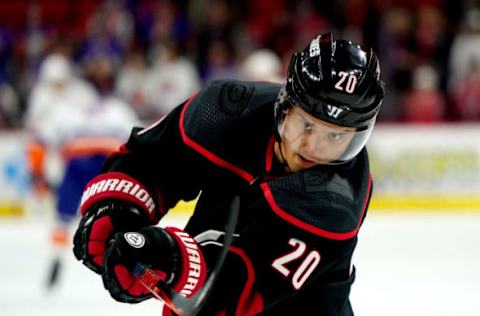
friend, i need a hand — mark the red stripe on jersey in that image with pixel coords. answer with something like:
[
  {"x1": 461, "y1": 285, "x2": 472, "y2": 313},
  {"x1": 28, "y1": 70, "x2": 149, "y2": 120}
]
[
  {"x1": 228, "y1": 246, "x2": 264, "y2": 316},
  {"x1": 105, "y1": 144, "x2": 130, "y2": 162},
  {"x1": 179, "y1": 94, "x2": 255, "y2": 183},
  {"x1": 260, "y1": 174, "x2": 372, "y2": 240},
  {"x1": 264, "y1": 136, "x2": 275, "y2": 174},
  {"x1": 117, "y1": 144, "x2": 129, "y2": 154}
]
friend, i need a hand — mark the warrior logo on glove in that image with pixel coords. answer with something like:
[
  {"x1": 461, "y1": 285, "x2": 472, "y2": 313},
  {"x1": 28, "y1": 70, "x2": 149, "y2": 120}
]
[{"x1": 124, "y1": 232, "x2": 146, "y2": 249}]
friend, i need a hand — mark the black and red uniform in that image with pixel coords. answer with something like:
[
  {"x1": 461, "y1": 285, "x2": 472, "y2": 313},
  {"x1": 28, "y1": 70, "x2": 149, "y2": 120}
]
[{"x1": 104, "y1": 79, "x2": 372, "y2": 315}]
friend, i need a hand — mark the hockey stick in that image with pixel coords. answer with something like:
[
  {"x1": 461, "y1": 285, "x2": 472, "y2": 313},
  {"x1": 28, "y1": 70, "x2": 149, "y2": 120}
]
[
  {"x1": 133, "y1": 195, "x2": 241, "y2": 316},
  {"x1": 46, "y1": 255, "x2": 62, "y2": 290}
]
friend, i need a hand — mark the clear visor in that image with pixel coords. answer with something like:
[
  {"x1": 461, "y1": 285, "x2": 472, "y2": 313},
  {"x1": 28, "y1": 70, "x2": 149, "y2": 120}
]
[{"x1": 279, "y1": 107, "x2": 373, "y2": 164}]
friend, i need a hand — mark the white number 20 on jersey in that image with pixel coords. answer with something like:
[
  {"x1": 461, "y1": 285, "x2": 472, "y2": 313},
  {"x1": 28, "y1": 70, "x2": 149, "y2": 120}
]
[{"x1": 271, "y1": 238, "x2": 321, "y2": 290}]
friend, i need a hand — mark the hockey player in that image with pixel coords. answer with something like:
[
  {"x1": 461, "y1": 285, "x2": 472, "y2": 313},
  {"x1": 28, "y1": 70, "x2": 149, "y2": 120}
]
[
  {"x1": 73, "y1": 32, "x2": 385, "y2": 315},
  {"x1": 25, "y1": 54, "x2": 139, "y2": 288},
  {"x1": 25, "y1": 54, "x2": 98, "y2": 197}
]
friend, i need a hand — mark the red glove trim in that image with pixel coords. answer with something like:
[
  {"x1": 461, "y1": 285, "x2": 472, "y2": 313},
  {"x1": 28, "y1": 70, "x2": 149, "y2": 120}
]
[
  {"x1": 164, "y1": 227, "x2": 207, "y2": 298},
  {"x1": 88, "y1": 216, "x2": 113, "y2": 266},
  {"x1": 79, "y1": 172, "x2": 160, "y2": 223}
]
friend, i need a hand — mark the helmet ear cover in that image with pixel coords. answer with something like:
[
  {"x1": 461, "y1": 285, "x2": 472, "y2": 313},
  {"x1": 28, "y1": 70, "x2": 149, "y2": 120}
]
[{"x1": 273, "y1": 88, "x2": 293, "y2": 142}]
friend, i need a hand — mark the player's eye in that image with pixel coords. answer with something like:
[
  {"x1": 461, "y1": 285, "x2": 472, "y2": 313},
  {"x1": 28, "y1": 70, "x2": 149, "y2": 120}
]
[
  {"x1": 299, "y1": 116, "x2": 314, "y2": 131},
  {"x1": 303, "y1": 120, "x2": 313, "y2": 131},
  {"x1": 328, "y1": 132, "x2": 346, "y2": 141}
]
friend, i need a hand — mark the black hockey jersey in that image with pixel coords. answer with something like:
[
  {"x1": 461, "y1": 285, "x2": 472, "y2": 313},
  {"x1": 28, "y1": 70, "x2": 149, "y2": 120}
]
[{"x1": 104, "y1": 80, "x2": 372, "y2": 315}]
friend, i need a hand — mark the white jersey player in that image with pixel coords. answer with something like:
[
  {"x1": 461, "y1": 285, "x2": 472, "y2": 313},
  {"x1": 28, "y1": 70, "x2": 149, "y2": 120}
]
[{"x1": 25, "y1": 53, "x2": 139, "y2": 289}]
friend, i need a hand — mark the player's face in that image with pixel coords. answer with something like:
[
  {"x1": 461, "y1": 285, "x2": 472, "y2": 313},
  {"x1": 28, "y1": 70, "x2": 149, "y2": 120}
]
[{"x1": 277, "y1": 107, "x2": 356, "y2": 172}]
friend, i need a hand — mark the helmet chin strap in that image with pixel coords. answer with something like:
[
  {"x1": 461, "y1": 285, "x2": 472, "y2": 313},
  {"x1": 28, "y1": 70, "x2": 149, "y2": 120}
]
[
  {"x1": 275, "y1": 140, "x2": 291, "y2": 173},
  {"x1": 273, "y1": 109, "x2": 292, "y2": 173}
]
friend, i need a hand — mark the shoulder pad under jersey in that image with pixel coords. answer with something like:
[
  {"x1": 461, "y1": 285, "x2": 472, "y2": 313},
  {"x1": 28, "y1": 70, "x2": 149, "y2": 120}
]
[
  {"x1": 180, "y1": 80, "x2": 281, "y2": 182},
  {"x1": 260, "y1": 149, "x2": 372, "y2": 240}
]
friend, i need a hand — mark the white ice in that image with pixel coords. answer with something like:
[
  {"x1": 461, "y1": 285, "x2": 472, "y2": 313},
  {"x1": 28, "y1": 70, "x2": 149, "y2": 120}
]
[{"x1": 1, "y1": 212, "x2": 479, "y2": 316}]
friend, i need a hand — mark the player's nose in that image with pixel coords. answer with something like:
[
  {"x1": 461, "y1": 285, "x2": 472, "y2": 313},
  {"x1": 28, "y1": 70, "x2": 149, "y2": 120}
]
[{"x1": 301, "y1": 133, "x2": 323, "y2": 159}]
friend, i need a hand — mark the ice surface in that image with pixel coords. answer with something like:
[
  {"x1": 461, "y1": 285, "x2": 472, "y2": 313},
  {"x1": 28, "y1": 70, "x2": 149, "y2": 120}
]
[
  {"x1": 351, "y1": 212, "x2": 480, "y2": 316},
  {"x1": 1, "y1": 212, "x2": 479, "y2": 316}
]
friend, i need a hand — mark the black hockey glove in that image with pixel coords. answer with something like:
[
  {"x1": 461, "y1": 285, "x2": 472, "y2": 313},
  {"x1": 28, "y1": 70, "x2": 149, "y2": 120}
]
[
  {"x1": 102, "y1": 226, "x2": 207, "y2": 304},
  {"x1": 73, "y1": 172, "x2": 161, "y2": 274}
]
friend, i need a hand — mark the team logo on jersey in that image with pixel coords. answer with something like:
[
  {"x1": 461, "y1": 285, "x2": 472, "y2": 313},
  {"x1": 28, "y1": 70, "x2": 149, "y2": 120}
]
[
  {"x1": 326, "y1": 105, "x2": 343, "y2": 118},
  {"x1": 304, "y1": 173, "x2": 326, "y2": 193},
  {"x1": 220, "y1": 82, "x2": 253, "y2": 116},
  {"x1": 124, "y1": 232, "x2": 145, "y2": 248}
]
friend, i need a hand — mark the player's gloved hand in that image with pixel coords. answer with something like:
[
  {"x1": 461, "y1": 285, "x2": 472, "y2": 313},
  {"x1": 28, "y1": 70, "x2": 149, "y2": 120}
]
[
  {"x1": 73, "y1": 172, "x2": 161, "y2": 274},
  {"x1": 102, "y1": 226, "x2": 207, "y2": 304}
]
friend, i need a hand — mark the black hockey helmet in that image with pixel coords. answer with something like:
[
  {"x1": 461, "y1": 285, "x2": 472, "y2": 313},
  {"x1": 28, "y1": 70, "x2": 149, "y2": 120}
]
[{"x1": 274, "y1": 32, "x2": 385, "y2": 164}]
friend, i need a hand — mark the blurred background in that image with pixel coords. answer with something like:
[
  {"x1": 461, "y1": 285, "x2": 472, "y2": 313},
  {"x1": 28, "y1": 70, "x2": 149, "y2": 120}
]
[{"x1": 0, "y1": 0, "x2": 479, "y2": 315}]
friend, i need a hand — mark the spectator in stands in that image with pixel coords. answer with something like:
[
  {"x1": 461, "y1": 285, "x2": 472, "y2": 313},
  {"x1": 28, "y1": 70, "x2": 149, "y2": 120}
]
[
  {"x1": 84, "y1": 54, "x2": 117, "y2": 96},
  {"x1": 143, "y1": 41, "x2": 200, "y2": 118},
  {"x1": 0, "y1": 0, "x2": 476, "y2": 124},
  {"x1": 23, "y1": 2, "x2": 52, "y2": 73},
  {"x1": 240, "y1": 49, "x2": 283, "y2": 83},
  {"x1": 413, "y1": 5, "x2": 450, "y2": 100},
  {"x1": 403, "y1": 64, "x2": 446, "y2": 123},
  {"x1": 451, "y1": 59, "x2": 480, "y2": 121},
  {"x1": 376, "y1": 7, "x2": 416, "y2": 121},
  {"x1": 448, "y1": 8, "x2": 480, "y2": 90},
  {"x1": 0, "y1": 27, "x2": 14, "y2": 89},
  {"x1": 115, "y1": 50, "x2": 149, "y2": 120},
  {"x1": 149, "y1": 0, "x2": 190, "y2": 46},
  {"x1": 448, "y1": 7, "x2": 480, "y2": 120},
  {"x1": 193, "y1": 0, "x2": 238, "y2": 80},
  {"x1": 203, "y1": 39, "x2": 239, "y2": 83},
  {"x1": 414, "y1": 5, "x2": 447, "y2": 62},
  {"x1": 79, "y1": 1, "x2": 130, "y2": 74},
  {"x1": 0, "y1": 78, "x2": 20, "y2": 128},
  {"x1": 0, "y1": 24, "x2": 18, "y2": 128}
]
